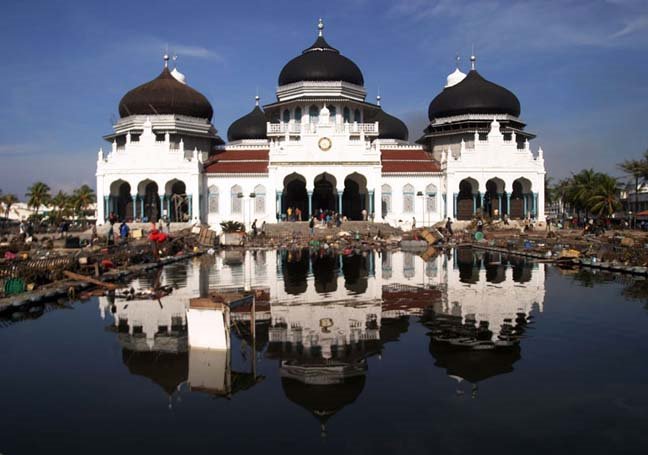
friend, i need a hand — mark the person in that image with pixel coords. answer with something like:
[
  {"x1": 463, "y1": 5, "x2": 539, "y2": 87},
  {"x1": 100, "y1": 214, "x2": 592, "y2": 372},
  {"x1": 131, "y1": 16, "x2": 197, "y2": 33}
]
[
  {"x1": 26, "y1": 220, "x2": 34, "y2": 239},
  {"x1": 503, "y1": 213, "x2": 510, "y2": 225},
  {"x1": 251, "y1": 219, "x2": 258, "y2": 237},
  {"x1": 107, "y1": 224, "x2": 114, "y2": 246},
  {"x1": 91, "y1": 224, "x2": 98, "y2": 246},
  {"x1": 287, "y1": 206, "x2": 293, "y2": 221},
  {"x1": 412, "y1": 217, "x2": 416, "y2": 229},
  {"x1": 165, "y1": 216, "x2": 171, "y2": 234},
  {"x1": 19, "y1": 219, "x2": 26, "y2": 240},
  {"x1": 477, "y1": 218, "x2": 484, "y2": 232},
  {"x1": 119, "y1": 221, "x2": 130, "y2": 242},
  {"x1": 445, "y1": 217, "x2": 453, "y2": 236},
  {"x1": 62, "y1": 221, "x2": 69, "y2": 238},
  {"x1": 261, "y1": 221, "x2": 266, "y2": 236},
  {"x1": 295, "y1": 207, "x2": 302, "y2": 221},
  {"x1": 309, "y1": 216, "x2": 315, "y2": 236},
  {"x1": 361, "y1": 208, "x2": 368, "y2": 221}
]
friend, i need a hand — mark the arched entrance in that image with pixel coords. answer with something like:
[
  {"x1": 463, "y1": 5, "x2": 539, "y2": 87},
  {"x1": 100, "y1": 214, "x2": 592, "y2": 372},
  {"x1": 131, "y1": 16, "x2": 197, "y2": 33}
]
[
  {"x1": 510, "y1": 178, "x2": 532, "y2": 219},
  {"x1": 283, "y1": 173, "x2": 307, "y2": 221},
  {"x1": 165, "y1": 179, "x2": 188, "y2": 222},
  {"x1": 110, "y1": 180, "x2": 132, "y2": 221},
  {"x1": 484, "y1": 178, "x2": 505, "y2": 218},
  {"x1": 139, "y1": 180, "x2": 160, "y2": 222},
  {"x1": 313, "y1": 173, "x2": 337, "y2": 215},
  {"x1": 457, "y1": 178, "x2": 478, "y2": 220},
  {"x1": 343, "y1": 173, "x2": 367, "y2": 220}
]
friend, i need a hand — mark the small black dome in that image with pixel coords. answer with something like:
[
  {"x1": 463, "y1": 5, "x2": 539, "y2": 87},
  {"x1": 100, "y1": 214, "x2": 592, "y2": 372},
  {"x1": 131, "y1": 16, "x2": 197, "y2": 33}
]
[
  {"x1": 278, "y1": 35, "x2": 364, "y2": 86},
  {"x1": 374, "y1": 108, "x2": 409, "y2": 141},
  {"x1": 119, "y1": 67, "x2": 213, "y2": 119},
  {"x1": 227, "y1": 105, "x2": 267, "y2": 142},
  {"x1": 428, "y1": 70, "x2": 520, "y2": 120}
]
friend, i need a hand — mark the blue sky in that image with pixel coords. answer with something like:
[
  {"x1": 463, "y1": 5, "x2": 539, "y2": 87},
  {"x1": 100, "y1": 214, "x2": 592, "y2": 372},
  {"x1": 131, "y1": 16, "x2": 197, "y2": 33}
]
[{"x1": 1, "y1": 0, "x2": 647, "y2": 198}]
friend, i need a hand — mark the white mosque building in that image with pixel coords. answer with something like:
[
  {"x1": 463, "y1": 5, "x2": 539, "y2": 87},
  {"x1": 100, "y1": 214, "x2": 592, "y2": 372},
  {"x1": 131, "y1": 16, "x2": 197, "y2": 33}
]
[{"x1": 96, "y1": 20, "x2": 546, "y2": 229}]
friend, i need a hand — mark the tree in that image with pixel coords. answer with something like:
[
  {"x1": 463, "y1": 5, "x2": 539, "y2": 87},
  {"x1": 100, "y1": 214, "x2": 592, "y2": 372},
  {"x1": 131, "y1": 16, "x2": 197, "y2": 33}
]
[
  {"x1": 71, "y1": 184, "x2": 96, "y2": 220},
  {"x1": 50, "y1": 191, "x2": 71, "y2": 223},
  {"x1": 1, "y1": 193, "x2": 19, "y2": 219},
  {"x1": 25, "y1": 182, "x2": 51, "y2": 215},
  {"x1": 588, "y1": 174, "x2": 621, "y2": 217},
  {"x1": 617, "y1": 158, "x2": 647, "y2": 216}
]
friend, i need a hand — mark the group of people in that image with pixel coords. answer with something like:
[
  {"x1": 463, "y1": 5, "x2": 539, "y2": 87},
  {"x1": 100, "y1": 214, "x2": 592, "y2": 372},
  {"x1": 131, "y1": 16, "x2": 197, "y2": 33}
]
[
  {"x1": 285, "y1": 206, "x2": 303, "y2": 222},
  {"x1": 250, "y1": 219, "x2": 266, "y2": 237}
]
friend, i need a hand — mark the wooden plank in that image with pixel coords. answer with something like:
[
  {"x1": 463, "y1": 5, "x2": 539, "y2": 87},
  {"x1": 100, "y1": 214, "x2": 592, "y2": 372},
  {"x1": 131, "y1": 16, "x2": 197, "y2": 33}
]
[{"x1": 62, "y1": 271, "x2": 122, "y2": 290}]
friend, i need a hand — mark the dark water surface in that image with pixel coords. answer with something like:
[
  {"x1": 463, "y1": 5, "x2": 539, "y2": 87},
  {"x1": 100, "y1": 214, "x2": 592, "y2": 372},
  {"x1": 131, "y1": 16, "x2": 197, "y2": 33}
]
[{"x1": 1, "y1": 248, "x2": 647, "y2": 454}]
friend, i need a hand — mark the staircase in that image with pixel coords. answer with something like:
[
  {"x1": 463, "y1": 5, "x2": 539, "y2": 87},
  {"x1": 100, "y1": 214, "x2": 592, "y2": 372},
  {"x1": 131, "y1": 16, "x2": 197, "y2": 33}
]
[{"x1": 264, "y1": 221, "x2": 402, "y2": 238}]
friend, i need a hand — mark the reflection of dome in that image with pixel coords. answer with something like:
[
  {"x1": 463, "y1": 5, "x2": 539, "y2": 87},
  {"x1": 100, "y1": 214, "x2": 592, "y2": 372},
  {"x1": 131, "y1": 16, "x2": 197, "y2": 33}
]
[
  {"x1": 118, "y1": 60, "x2": 213, "y2": 119},
  {"x1": 282, "y1": 374, "x2": 365, "y2": 425},
  {"x1": 428, "y1": 342, "x2": 521, "y2": 383},
  {"x1": 227, "y1": 102, "x2": 268, "y2": 142},
  {"x1": 278, "y1": 20, "x2": 364, "y2": 86},
  {"x1": 122, "y1": 349, "x2": 187, "y2": 395},
  {"x1": 428, "y1": 69, "x2": 520, "y2": 120}
]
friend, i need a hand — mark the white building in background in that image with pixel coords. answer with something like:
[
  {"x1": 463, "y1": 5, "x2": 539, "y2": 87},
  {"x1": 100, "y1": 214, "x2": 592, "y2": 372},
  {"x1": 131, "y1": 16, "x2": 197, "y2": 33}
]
[{"x1": 96, "y1": 20, "x2": 545, "y2": 229}]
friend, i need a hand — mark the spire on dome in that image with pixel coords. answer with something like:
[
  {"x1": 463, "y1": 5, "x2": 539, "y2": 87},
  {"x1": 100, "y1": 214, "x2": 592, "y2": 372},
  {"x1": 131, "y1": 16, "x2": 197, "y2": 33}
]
[
  {"x1": 163, "y1": 53, "x2": 169, "y2": 68},
  {"x1": 255, "y1": 95, "x2": 260, "y2": 106},
  {"x1": 376, "y1": 95, "x2": 381, "y2": 106},
  {"x1": 470, "y1": 47, "x2": 476, "y2": 71},
  {"x1": 318, "y1": 18, "x2": 324, "y2": 37},
  {"x1": 455, "y1": 54, "x2": 461, "y2": 69}
]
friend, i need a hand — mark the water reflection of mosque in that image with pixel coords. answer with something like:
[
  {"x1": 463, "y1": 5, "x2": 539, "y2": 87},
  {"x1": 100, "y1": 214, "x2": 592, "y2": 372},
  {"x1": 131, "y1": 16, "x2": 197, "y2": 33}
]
[{"x1": 98, "y1": 247, "x2": 545, "y2": 422}]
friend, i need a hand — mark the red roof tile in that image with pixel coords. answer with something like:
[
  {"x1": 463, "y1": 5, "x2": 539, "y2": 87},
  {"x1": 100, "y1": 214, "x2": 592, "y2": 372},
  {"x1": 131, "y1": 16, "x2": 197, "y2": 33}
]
[
  {"x1": 204, "y1": 149, "x2": 269, "y2": 174},
  {"x1": 381, "y1": 149, "x2": 440, "y2": 173}
]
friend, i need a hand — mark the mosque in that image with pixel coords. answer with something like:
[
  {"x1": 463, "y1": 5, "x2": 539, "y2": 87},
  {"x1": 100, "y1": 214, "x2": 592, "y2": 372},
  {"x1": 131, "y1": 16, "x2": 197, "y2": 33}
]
[{"x1": 95, "y1": 19, "x2": 546, "y2": 229}]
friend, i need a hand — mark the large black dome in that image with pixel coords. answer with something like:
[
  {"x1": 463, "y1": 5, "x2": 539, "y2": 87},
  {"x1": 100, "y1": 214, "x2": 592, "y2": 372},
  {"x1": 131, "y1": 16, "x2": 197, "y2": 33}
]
[
  {"x1": 278, "y1": 31, "x2": 364, "y2": 86},
  {"x1": 119, "y1": 66, "x2": 213, "y2": 119},
  {"x1": 227, "y1": 103, "x2": 267, "y2": 141},
  {"x1": 373, "y1": 107, "x2": 409, "y2": 141},
  {"x1": 428, "y1": 70, "x2": 520, "y2": 120}
]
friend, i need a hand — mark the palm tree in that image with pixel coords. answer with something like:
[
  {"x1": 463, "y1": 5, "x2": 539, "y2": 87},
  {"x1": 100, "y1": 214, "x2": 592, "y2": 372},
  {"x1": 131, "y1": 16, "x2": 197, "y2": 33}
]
[
  {"x1": 1, "y1": 193, "x2": 19, "y2": 219},
  {"x1": 588, "y1": 174, "x2": 621, "y2": 217},
  {"x1": 617, "y1": 158, "x2": 647, "y2": 216},
  {"x1": 50, "y1": 191, "x2": 70, "y2": 223},
  {"x1": 569, "y1": 169, "x2": 599, "y2": 217},
  {"x1": 71, "y1": 184, "x2": 96, "y2": 220},
  {"x1": 25, "y1": 182, "x2": 51, "y2": 215}
]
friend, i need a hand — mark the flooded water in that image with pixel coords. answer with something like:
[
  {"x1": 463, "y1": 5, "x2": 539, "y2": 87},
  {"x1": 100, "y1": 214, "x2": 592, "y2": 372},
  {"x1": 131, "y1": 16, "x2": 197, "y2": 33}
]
[{"x1": 1, "y1": 247, "x2": 648, "y2": 454}]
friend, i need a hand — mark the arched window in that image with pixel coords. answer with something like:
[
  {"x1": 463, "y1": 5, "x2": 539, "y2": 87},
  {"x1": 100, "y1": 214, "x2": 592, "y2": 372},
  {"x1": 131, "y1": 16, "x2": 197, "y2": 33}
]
[
  {"x1": 327, "y1": 105, "x2": 337, "y2": 122},
  {"x1": 294, "y1": 107, "x2": 302, "y2": 123},
  {"x1": 231, "y1": 185, "x2": 242, "y2": 214},
  {"x1": 381, "y1": 184, "x2": 392, "y2": 216},
  {"x1": 254, "y1": 185, "x2": 266, "y2": 214},
  {"x1": 343, "y1": 107, "x2": 350, "y2": 123},
  {"x1": 309, "y1": 105, "x2": 319, "y2": 123},
  {"x1": 208, "y1": 185, "x2": 219, "y2": 214},
  {"x1": 282, "y1": 109, "x2": 290, "y2": 123},
  {"x1": 403, "y1": 184, "x2": 415, "y2": 213},
  {"x1": 353, "y1": 109, "x2": 361, "y2": 123},
  {"x1": 426, "y1": 183, "x2": 437, "y2": 212}
]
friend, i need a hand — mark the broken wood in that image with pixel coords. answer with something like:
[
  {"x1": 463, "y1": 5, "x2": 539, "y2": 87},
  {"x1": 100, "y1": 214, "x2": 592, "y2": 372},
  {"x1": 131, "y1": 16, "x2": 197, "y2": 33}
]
[{"x1": 63, "y1": 271, "x2": 123, "y2": 290}]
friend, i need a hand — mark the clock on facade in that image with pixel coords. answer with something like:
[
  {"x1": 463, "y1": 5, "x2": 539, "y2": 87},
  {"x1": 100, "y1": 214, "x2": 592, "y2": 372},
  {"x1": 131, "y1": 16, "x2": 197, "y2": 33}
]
[{"x1": 318, "y1": 137, "x2": 332, "y2": 151}]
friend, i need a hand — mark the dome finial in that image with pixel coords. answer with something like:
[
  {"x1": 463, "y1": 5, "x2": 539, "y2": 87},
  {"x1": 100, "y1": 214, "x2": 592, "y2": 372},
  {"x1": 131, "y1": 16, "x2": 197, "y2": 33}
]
[
  {"x1": 255, "y1": 95, "x2": 260, "y2": 106},
  {"x1": 163, "y1": 53, "x2": 169, "y2": 68},
  {"x1": 455, "y1": 54, "x2": 461, "y2": 69},
  {"x1": 376, "y1": 94, "x2": 381, "y2": 106},
  {"x1": 172, "y1": 53, "x2": 178, "y2": 69},
  {"x1": 470, "y1": 45, "x2": 476, "y2": 70},
  {"x1": 318, "y1": 18, "x2": 324, "y2": 37}
]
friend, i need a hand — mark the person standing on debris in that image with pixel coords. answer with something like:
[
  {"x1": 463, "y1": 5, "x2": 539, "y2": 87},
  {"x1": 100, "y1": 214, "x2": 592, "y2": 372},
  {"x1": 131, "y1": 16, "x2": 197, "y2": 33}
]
[
  {"x1": 445, "y1": 217, "x2": 453, "y2": 236},
  {"x1": 119, "y1": 221, "x2": 130, "y2": 243},
  {"x1": 477, "y1": 217, "x2": 484, "y2": 232},
  {"x1": 91, "y1": 224, "x2": 98, "y2": 246},
  {"x1": 165, "y1": 216, "x2": 171, "y2": 234},
  {"x1": 252, "y1": 219, "x2": 258, "y2": 237},
  {"x1": 287, "y1": 206, "x2": 293, "y2": 221},
  {"x1": 261, "y1": 221, "x2": 266, "y2": 237},
  {"x1": 309, "y1": 216, "x2": 315, "y2": 236},
  {"x1": 19, "y1": 219, "x2": 26, "y2": 239},
  {"x1": 412, "y1": 217, "x2": 416, "y2": 229},
  {"x1": 107, "y1": 224, "x2": 114, "y2": 246},
  {"x1": 362, "y1": 208, "x2": 368, "y2": 221}
]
